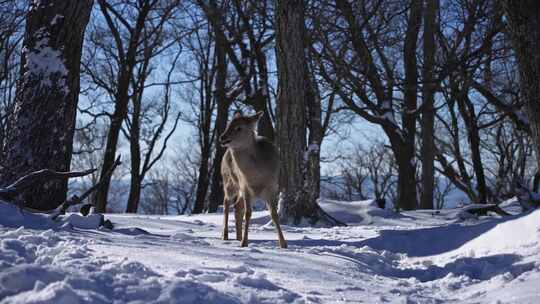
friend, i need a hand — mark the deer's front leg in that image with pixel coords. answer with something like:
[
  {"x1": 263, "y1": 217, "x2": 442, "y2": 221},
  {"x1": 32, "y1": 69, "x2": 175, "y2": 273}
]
[
  {"x1": 234, "y1": 196, "x2": 244, "y2": 241},
  {"x1": 222, "y1": 198, "x2": 229, "y2": 240},
  {"x1": 240, "y1": 194, "x2": 252, "y2": 247}
]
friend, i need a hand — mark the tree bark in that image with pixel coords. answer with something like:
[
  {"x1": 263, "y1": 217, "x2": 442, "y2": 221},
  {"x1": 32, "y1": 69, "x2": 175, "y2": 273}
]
[
  {"x1": 207, "y1": 32, "x2": 230, "y2": 213},
  {"x1": 275, "y1": 0, "x2": 311, "y2": 224},
  {"x1": 398, "y1": 0, "x2": 422, "y2": 211},
  {"x1": 125, "y1": 88, "x2": 143, "y2": 213},
  {"x1": 0, "y1": 0, "x2": 93, "y2": 210},
  {"x1": 275, "y1": 0, "x2": 342, "y2": 226},
  {"x1": 503, "y1": 1, "x2": 540, "y2": 182},
  {"x1": 191, "y1": 47, "x2": 215, "y2": 214},
  {"x1": 305, "y1": 67, "x2": 323, "y2": 205},
  {"x1": 455, "y1": 84, "x2": 488, "y2": 203},
  {"x1": 207, "y1": 104, "x2": 229, "y2": 213},
  {"x1": 420, "y1": 0, "x2": 438, "y2": 209},
  {"x1": 192, "y1": 97, "x2": 213, "y2": 214}
]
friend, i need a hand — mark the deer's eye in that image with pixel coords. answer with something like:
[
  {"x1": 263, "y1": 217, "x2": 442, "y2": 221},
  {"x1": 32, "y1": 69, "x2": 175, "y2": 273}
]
[{"x1": 235, "y1": 127, "x2": 242, "y2": 132}]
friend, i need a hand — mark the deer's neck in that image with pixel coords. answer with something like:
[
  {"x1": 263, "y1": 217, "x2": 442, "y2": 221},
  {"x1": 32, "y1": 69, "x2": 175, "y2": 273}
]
[{"x1": 230, "y1": 137, "x2": 258, "y2": 171}]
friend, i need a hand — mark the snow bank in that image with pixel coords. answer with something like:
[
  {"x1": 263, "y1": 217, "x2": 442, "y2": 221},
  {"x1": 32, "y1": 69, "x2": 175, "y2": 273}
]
[
  {"x1": 440, "y1": 209, "x2": 540, "y2": 259},
  {"x1": 1, "y1": 199, "x2": 540, "y2": 303},
  {"x1": 0, "y1": 201, "x2": 104, "y2": 230}
]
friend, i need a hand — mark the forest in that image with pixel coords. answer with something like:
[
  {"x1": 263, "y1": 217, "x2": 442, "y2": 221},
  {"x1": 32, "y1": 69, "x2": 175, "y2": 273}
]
[
  {"x1": 1, "y1": 0, "x2": 540, "y2": 303},
  {"x1": 0, "y1": 0, "x2": 539, "y2": 217}
]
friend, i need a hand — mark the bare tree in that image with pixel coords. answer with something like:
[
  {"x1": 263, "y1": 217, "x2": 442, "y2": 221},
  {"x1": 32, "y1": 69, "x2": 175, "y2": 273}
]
[
  {"x1": 432, "y1": 0, "x2": 507, "y2": 204},
  {"x1": 275, "y1": 0, "x2": 341, "y2": 225},
  {"x1": 124, "y1": 52, "x2": 182, "y2": 213},
  {"x1": 85, "y1": 0, "x2": 182, "y2": 213},
  {"x1": 0, "y1": 0, "x2": 26, "y2": 161},
  {"x1": 0, "y1": 0, "x2": 93, "y2": 210},
  {"x1": 186, "y1": 20, "x2": 218, "y2": 214},
  {"x1": 335, "y1": 143, "x2": 396, "y2": 203},
  {"x1": 311, "y1": 0, "x2": 422, "y2": 210},
  {"x1": 420, "y1": 0, "x2": 438, "y2": 209},
  {"x1": 503, "y1": 1, "x2": 540, "y2": 188}
]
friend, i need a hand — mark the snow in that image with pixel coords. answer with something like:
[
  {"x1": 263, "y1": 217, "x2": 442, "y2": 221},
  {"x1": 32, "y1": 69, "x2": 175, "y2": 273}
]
[
  {"x1": 50, "y1": 15, "x2": 64, "y2": 26},
  {"x1": 1, "y1": 199, "x2": 540, "y2": 303},
  {"x1": 23, "y1": 28, "x2": 69, "y2": 94}
]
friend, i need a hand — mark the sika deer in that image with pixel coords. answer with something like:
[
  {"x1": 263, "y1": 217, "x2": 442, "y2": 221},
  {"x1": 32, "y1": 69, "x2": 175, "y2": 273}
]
[{"x1": 219, "y1": 111, "x2": 287, "y2": 248}]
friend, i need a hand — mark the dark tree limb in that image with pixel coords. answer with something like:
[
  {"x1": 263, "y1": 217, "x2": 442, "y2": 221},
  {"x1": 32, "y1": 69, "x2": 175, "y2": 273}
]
[
  {"x1": 463, "y1": 204, "x2": 511, "y2": 217},
  {"x1": 0, "y1": 156, "x2": 121, "y2": 222},
  {"x1": 51, "y1": 156, "x2": 122, "y2": 220},
  {"x1": 0, "y1": 168, "x2": 96, "y2": 202}
]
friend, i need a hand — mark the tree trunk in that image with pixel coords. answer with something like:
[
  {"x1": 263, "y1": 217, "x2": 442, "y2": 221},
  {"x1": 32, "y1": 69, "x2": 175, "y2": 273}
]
[
  {"x1": 275, "y1": 0, "x2": 341, "y2": 226},
  {"x1": 504, "y1": 1, "x2": 540, "y2": 182},
  {"x1": 455, "y1": 88, "x2": 488, "y2": 203},
  {"x1": 387, "y1": 131, "x2": 418, "y2": 211},
  {"x1": 305, "y1": 67, "x2": 323, "y2": 205},
  {"x1": 398, "y1": 0, "x2": 422, "y2": 211},
  {"x1": 0, "y1": 0, "x2": 93, "y2": 210},
  {"x1": 126, "y1": 173, "x2": 142, "y2": 213},
  {"x1": 192, "y1": 146, "x2": 211, "y2": 213},
  {"x1": 207, "y1": 103, "x2": 228, "y2": 213},
  {"x1": 125, "y1": 90, "x2": 143, "y2": 213},
  {"x1": 192, "y1": 60, "x2": 214, "y2": 214},
  {"x1": 275, "y1": 0, "x2": 311, "y2": 223},
  {"x1": 207, "y1": 33, "x2": 229, "y2": 213},
  {"x1": 249, "y1": 89, "x2": 275, "y2": 141},
  {"x1": 420, "y1": 0, "x2": 438, "y2": 209}
]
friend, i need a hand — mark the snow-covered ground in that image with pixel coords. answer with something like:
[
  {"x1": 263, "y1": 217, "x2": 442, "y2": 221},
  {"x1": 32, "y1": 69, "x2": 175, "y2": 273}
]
[{"x1": 1, "y1": 199, "x2": 539, "y2": 303}]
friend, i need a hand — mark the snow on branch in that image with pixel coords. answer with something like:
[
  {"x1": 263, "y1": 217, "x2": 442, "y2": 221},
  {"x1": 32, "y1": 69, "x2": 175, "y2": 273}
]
[{"x1": 23, "y1": 27, "x2": 69, "y2": 94}]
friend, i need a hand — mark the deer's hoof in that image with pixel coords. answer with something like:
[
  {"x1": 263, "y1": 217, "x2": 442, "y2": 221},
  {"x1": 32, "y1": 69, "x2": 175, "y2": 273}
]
[
  {"x1": 240, "y1": 240, "x2": 248, "y2": 247},
  {"x1": 222, "y1": 235, "x2": 229, "y2": 241},
  {"x1": 279, "y1": 241, "x2": 288, "y2": 249}
]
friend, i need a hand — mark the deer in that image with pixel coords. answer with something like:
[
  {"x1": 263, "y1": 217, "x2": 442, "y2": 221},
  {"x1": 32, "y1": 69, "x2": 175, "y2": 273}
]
[{"x1": 219, "y1": 110, "x2": 287, "y2": 248}]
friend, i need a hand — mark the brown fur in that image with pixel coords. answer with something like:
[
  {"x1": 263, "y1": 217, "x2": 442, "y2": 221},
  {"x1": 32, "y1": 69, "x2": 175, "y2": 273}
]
[{"x1": 219, "y1": 111, "x2": 287, "y2": 248}]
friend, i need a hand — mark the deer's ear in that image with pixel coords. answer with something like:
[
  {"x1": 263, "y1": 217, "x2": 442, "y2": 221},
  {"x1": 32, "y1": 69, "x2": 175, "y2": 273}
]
[{"x1": 233, "y1": 110, "x2": 243, "y2": 119}]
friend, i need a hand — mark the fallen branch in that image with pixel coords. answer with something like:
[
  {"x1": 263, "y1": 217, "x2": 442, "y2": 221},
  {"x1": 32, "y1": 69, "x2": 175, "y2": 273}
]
[
  {"x1": 462, "y1": 204, "x2": 511, "y2": 217},
  {"x1": 516, "y1": 182, "x2": 540, "y2": 212},
  {"x1": 51, "y1": 156, "x2": 122, "y2": 220},
  {"x1": 0, "y1": 168, "x2": 96, "y2": 202}
]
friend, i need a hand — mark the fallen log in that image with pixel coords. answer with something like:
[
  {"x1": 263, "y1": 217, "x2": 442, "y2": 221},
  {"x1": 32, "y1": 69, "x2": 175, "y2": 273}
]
[
  {"x1": 462, "y1": 203, "x2": 511, "y2": 217},
  {"x1": 0, "y1": 156, "x2": 122, "y2": 222}
]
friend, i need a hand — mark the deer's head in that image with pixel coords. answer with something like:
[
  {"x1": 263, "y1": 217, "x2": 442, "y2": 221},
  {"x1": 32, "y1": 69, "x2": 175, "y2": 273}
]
[{"x1": 220, "y1": 111, "x2": 263, "y2": 149}]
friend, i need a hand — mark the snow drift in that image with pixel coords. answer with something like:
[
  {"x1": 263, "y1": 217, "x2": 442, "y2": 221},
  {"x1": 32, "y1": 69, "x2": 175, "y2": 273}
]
[{"x1": 1, "y1": 199, "x2": 539, "y2": 303}]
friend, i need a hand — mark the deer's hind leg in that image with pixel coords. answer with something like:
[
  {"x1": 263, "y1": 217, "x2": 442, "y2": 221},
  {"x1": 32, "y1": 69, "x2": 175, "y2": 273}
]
[
  {"x1": 234, "y1": 196, "x2": 244, "y2": 241},
  {"x1": 264, "y1": 192, "x2": 287, "y2": 248}
]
